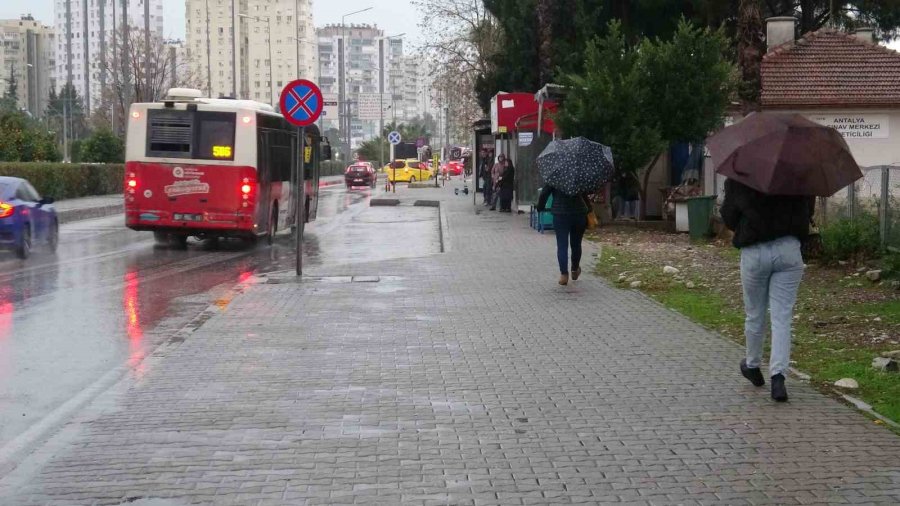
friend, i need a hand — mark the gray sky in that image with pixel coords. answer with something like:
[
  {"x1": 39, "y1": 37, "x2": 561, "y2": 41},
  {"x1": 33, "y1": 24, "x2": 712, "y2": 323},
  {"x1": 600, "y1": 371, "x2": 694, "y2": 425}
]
[{"x1": 0, "y1": 0, "x2": 423, "y2": 43}]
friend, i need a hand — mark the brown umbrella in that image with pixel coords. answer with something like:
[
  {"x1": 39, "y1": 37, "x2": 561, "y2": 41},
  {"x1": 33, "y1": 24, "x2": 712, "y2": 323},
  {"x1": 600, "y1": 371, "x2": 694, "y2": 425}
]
[{"x1": 707, "y1": 112, "x2": 862, "y2": 196}]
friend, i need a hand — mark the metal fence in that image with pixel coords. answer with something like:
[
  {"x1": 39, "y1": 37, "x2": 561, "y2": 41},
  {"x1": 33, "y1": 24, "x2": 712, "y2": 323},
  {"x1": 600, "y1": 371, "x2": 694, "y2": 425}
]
[{"x1": 819, "y1": 165, "x2": 900, "y2": 249}]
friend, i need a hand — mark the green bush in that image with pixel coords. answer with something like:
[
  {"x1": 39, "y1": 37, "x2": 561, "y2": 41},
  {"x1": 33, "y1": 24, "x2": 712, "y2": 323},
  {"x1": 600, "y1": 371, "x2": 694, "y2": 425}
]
[
  {"x1": 820, "y1": 214, "x2": 881, "y2": 264},
  {"x1": 320, "y1": 160, "x2": 345, "y2": 177},
  {"x1": 0, "y1": 162, "x2": 124, "y2": 200},
  {"x1": 80, "y1": 129, "x2": 124, "y2": 163}
]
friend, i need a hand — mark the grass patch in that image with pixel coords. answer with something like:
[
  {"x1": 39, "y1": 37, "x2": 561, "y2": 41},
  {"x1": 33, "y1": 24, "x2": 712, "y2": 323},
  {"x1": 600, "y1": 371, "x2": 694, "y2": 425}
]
[{"x1": 595, "y1": 241, "x2": 900, "y2": 429}]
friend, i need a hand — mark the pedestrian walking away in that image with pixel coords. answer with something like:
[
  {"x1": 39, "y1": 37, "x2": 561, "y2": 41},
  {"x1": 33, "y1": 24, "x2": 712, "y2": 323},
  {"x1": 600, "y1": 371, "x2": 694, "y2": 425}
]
[
  {"x1": 498, "y1": 158, "x2": 515, "y2": 212},
  {"x1": 721, "y1": 179, "x2": 815, "y2": 402},
  {"x1": 536, "y1": 185, "x2": 591, "y2": 286},
  {"x1": 489, "y1": 154, "x2": 505, "y2": 211}
]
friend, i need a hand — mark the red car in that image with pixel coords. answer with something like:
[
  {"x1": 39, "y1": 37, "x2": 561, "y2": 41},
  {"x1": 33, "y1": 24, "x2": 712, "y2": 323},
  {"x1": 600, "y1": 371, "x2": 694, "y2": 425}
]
[
  {"x1": 345, "y1": 163, "x2": 377, "y2": 188},
  {"x1": 441, "y1": 160, "x2": 464, "y2": 177}
]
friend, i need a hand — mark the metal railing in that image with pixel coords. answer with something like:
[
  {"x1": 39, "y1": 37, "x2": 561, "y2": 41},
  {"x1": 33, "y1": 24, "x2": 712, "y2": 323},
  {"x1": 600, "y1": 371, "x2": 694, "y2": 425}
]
[{"x1": 819, "y1": 165, "x2": 900, "y2": 249}]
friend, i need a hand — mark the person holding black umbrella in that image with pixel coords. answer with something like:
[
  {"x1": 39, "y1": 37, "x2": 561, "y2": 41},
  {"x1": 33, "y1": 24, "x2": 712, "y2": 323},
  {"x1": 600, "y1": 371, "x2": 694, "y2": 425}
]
[
  {"x1": 536, "y1": 186, "x2": 592, "y2": 285},
  {"x1": 535, "y1": 137, "x2": 616, "y2": 286},
  {"x1": 710, "y1": 113, "x2": 863, "y2": 403},
  {"x1": 720, "y1": 180, "x2": 814, "y2": 402}
]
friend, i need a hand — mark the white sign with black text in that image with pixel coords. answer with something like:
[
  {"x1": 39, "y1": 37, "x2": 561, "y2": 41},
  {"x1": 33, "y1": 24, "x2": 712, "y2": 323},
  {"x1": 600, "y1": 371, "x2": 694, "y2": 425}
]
[{"x1": 808, "y1": 114, "x2": 889, "y2": 139}]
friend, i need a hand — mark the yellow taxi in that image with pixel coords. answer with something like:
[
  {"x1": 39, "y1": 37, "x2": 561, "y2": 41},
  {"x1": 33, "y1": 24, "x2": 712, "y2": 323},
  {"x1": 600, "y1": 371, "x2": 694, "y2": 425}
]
[{"x1": 385, "y1": 159, "x2": 434, "y2": 183}]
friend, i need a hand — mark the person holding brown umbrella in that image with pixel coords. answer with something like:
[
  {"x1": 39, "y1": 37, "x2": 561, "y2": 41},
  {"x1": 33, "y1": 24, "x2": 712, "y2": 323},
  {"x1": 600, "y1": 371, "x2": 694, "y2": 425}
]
[{"x1": 709, "y1": 113, "x2": 862, "y2": 402}]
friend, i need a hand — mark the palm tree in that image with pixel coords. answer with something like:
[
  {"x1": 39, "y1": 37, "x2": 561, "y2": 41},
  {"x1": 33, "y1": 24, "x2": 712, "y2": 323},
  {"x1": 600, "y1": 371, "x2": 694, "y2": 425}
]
[{"x1": 737, "y1": 0, "x2": 765, "y2": 114}]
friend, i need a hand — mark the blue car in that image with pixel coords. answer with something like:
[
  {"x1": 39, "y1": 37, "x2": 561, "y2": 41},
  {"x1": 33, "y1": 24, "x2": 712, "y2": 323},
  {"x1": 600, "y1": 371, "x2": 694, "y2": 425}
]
[{"x1": 0, "y1": 176, "x2": 59, "y2": 259}]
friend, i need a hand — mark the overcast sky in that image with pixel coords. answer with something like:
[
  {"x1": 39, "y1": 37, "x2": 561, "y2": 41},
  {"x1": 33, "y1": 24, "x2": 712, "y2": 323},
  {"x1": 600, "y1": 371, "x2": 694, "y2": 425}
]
[{"x1": 0, "y1": 0, "x2": 423, "y2": 44}]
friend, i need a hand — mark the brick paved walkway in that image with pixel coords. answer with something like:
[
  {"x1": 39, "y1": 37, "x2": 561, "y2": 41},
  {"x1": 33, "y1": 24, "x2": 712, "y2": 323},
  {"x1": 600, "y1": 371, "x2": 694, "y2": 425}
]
[{"x1": 1, "y1": 184, "x2": 898, "y2": 505}]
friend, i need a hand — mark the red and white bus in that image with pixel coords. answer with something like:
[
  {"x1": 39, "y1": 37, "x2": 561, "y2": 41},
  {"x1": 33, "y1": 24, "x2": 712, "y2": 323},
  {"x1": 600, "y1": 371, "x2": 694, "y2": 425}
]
[{"x1": 124, "y1": 88, "x2": 323, "y2": 247}]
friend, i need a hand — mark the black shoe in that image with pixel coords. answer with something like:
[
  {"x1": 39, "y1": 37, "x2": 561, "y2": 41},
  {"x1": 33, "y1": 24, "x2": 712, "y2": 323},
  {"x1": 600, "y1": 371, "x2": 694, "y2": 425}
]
[
  {"x1": 740, "y1": 359, "x2": 765, "y2": 387},
  {"x1": 771, "y1": 374, "x2": 788, "y2": 402}
]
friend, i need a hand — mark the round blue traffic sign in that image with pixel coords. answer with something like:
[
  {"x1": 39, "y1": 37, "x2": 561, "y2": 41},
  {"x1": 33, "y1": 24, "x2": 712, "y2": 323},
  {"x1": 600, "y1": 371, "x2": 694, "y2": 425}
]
[
  {"x1": 388, "y1": 131, "x2": 402, "y2": 145},
  {"x1": 279, "y1": 79, "x2": 323, "y2": 127}
]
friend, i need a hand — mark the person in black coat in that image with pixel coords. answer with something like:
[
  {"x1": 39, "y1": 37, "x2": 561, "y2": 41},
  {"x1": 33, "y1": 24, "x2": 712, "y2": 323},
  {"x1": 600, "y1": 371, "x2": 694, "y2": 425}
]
[
  {"x1": 497, "y1": 159, "x2": 515, "y2": 212},
  {"x1": 720, "y1": 178, "x2": 815, "y2": 402},
  {"x1": 537, "y1": 185, "x2": 592, "y2": 286}
]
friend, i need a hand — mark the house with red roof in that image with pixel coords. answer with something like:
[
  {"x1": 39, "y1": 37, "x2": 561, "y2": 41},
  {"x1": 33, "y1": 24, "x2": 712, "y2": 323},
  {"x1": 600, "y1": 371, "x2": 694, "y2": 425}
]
[{"x1": 706, "y1": 17, "x2": 900, "y2": 197}]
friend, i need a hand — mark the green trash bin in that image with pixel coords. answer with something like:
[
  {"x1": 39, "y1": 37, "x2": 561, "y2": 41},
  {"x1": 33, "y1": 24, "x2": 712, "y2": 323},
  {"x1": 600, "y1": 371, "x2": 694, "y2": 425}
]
[{"x1": 686, "y1": 195, "x2": 717, "y2": 240}]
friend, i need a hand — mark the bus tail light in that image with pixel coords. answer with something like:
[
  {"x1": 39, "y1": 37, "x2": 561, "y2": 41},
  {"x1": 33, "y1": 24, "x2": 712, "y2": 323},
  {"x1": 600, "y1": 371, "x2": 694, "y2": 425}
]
[
  {"x1": 126, "y1": 173, "x2": 138, "y2": 192},
  {"x1": 0, "y1": 202, "x2": 13, "y2": 218},
  {"x1": 240, "y1": 179, "x2": 255, "y2": 200}
]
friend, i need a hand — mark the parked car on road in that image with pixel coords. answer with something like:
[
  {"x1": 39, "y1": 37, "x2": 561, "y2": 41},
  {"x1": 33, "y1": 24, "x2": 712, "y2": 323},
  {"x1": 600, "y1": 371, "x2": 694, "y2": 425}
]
[
  {"x1": 386, "y1": 159, "x2": 434, "y2": 183},
  {"x1": 0, "y1": 176, "x2": 59, "y2": 259},
  {"x1": 345, "y1": 163, "x2": 377, "y2": 188}
]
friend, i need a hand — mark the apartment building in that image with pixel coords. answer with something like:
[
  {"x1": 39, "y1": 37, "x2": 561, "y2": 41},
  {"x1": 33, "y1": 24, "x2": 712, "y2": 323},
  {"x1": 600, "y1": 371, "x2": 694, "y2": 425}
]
[
  {"x1": 185, "y1": 0, "x2": 316, "y2": 105},
  {"x1": 0, "y1": 15, "x2": 55, "y2": 117},
  {"x1": 316, "y1": 23, "x2": 408, "y2": 148},
  {"x1": 53, "y1": 0, "x2": 164, "y2": 111}
]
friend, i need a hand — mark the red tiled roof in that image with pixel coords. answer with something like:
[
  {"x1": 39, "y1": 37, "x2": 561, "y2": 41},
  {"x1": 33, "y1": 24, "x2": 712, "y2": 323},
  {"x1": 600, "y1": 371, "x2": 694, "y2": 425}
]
[{"x1": 761, "y1": 29, "x2": 900, "y2": 109}]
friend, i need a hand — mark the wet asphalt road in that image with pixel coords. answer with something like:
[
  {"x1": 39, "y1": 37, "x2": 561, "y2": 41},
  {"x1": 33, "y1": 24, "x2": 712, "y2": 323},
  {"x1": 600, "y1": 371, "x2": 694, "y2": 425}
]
[{"x1": 0, "y1": 184, "x2": 421, "y2": 451}]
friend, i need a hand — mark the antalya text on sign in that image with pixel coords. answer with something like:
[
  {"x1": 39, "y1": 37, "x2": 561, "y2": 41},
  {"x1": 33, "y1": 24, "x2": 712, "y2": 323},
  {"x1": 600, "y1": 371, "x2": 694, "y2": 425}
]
[{"x1": 809, "y1": 114, "x2": 889, "y2": 139}]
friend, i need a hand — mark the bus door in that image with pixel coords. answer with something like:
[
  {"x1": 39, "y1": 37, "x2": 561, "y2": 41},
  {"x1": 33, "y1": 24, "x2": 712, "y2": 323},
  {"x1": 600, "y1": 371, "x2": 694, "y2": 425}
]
[{"x1": 255, "y1": 131, "x2": 273, "y2": 233}]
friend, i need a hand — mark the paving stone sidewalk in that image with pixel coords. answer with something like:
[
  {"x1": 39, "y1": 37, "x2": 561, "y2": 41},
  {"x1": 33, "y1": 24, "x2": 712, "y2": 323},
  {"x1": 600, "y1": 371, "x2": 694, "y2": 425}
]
[{"x1": 1, "y1": 184, "x2": 899, "y2": 505}]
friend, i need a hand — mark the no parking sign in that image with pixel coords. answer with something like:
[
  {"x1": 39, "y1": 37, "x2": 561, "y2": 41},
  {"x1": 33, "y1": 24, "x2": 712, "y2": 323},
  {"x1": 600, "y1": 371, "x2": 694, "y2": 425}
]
[{"x1": 279, "y1": 79, "x2": 323, "y2": 127}]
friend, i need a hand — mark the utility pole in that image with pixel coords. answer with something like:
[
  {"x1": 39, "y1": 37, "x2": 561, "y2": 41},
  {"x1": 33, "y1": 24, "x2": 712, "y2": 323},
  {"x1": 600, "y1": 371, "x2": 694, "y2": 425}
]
[
  {"x1": 232, "y1": 0, "x2": 237, "y2": 96},
  {"x1": 340, "y1": 7, "x2": 372, "y2": 163},
  {"x1": 379, "y1": 38, "x2": 384, "y2": 168},
  {"x1": 205, "y1": 0, "x2": 212, "y2": 96},
  {"x1": 144, "y1": 0, "x2": 151, "y2": 101},
  {"x1": 123, "y1": 0, "x2": 131, "y2": 113},
  {"x1": 111, "y1": 0, "x2": 117, "y2": 133},
  {"x1": 82, "y1": 0, "x2": 90, "y2": 111}
]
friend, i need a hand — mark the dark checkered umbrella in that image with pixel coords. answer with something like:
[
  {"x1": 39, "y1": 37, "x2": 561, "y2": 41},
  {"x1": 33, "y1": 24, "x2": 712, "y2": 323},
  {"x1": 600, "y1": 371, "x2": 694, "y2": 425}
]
[{"x1": 537, "y1": 137, "x2": 615, "y2": 196}]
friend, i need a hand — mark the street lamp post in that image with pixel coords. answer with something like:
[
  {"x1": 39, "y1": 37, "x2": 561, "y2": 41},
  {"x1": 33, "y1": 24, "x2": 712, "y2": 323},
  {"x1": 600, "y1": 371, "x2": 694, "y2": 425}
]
[
  {"x1": 239, "y1": 13, "x2": 274, "y2": 105},
  {"x1": 379, "y1": 33, "x2": 404, "y2": 169},
  {"x1": 287, "y1": 36, "x2": 317, "y2": 79},
  {"x1": 340, "y1": 7, "x2": 372, "y2": 164}
]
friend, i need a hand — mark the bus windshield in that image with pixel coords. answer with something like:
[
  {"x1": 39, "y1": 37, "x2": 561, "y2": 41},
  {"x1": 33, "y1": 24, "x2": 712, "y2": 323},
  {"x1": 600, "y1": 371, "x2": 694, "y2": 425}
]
[{"x1": 146, "y1": 109, "x2": 236, "y2": 161}]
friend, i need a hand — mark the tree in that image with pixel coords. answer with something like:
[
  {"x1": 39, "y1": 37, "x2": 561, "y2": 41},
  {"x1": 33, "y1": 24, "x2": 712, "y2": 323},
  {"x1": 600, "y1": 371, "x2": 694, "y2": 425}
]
[
  {"x1": 0, "y1": 110, "x2": 61, "y2": 162},
  {"x1": 555, "y1": 21, "x2": 665, "y2": 206},
  {"x1": 98, "y1": 28, "x2": 200, "y2": 135},
  {"x1": 556, "y1": 19, "x2": 735, "y2": 218},
  {"x1": 79, "y1": 129, "x2": 124, "y2": 163},
  {"x1": 1, "y1": 65, "x2": 18, "y2": 112},
  {"x1": 636, "y1": 19, "x2": 736, "y2": 216},
  {"x1": 45, "y1": 83, "x2": 89, "y2": 159},
  {"x1": 413, "y1": 0, "x2": 502, "y2": 121},
  {"x1": 480, "y1": 1, "x2": 900, "y2": 108},
  {"x1": 737, "y1": 0, "x2": 765, "y2": 113}
]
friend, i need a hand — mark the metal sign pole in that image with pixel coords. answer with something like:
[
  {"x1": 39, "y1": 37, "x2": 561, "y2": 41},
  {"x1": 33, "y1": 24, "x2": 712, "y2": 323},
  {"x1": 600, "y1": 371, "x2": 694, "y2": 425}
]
[{"x1": 296, "y1": 127, "x2": 305, "y2": 276}]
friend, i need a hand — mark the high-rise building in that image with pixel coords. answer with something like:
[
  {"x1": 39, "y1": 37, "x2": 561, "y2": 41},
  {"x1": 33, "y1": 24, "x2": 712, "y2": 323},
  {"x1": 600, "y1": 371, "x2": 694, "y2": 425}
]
[
  {"x1": 53, "y1": 0, "x2": 164, "y2": 110},
  {"x1": 316, "y1": 24, "x2": 407, "y2": 149},
  {"x1": 0, "y1": 15, "x2": 55, "y2": 117},
  {"x1": 185, "y1": 0, "x2": 316, "y2": 105}
]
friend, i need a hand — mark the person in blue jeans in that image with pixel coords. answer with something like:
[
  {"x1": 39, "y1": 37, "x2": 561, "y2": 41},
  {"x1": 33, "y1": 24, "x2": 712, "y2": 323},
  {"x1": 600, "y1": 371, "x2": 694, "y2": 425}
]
[
  {"x1": 537, "y1": 185, "x2": 592, "y2": 286},
  {"x1": 721, "y1": 179, "x2": 815, "y2": 402}
]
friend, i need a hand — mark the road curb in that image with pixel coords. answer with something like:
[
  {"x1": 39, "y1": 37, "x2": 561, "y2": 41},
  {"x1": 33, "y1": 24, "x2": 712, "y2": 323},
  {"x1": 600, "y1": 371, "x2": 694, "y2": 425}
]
[{"x1": 57, "y1": 203, "x2": 124, "y2": 224}]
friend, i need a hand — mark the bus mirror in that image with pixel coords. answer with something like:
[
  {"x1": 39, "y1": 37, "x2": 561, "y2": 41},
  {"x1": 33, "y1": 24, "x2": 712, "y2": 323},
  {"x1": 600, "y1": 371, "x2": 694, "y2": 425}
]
[{"x1": 321, "y1": 142, "x2": 332, "y2": 160}]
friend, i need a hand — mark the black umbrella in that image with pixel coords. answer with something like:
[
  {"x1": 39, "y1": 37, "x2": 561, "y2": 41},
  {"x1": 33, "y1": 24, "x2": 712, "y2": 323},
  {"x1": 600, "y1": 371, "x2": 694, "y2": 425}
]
[{"x1": 537, "y1": 137, "x2": 615, "y2": 195}]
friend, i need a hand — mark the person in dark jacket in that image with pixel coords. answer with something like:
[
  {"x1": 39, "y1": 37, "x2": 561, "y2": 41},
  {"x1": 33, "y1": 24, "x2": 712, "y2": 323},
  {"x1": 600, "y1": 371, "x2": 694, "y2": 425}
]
[
  {"x1": 480, "y1": 152, "x2": 493, "y2": 205},
  {"x1": 537, "y1": 185, "x2": 592, "y2": 285},
  {"x1": 498, "y1": 159, "x2": 515, "y2": 212},
  {"x1": 720, "y1": 178, "x2": 815, "y2": 402}
]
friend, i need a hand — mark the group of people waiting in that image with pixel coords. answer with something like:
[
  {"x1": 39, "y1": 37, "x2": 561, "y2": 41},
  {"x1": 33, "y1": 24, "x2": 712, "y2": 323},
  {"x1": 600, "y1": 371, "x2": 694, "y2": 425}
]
[{"x1": 479, "y1": 154, "x2": 516, "y2": 212}]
